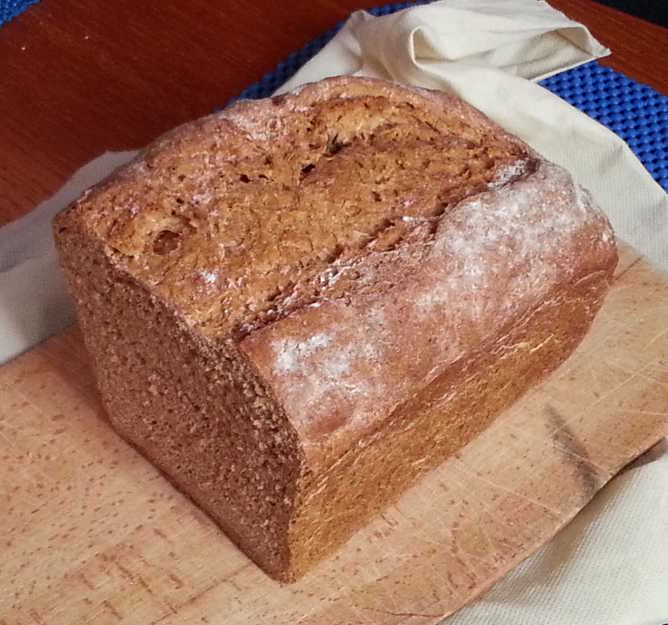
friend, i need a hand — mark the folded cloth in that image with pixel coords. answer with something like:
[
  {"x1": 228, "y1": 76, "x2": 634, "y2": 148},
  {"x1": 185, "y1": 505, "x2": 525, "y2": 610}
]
[{"x1": 1, "y1": 1, "x2": 666, "y2": 622}]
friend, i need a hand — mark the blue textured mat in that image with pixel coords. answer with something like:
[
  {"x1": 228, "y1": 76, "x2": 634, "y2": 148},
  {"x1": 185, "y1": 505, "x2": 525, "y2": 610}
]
[
  {"x1": 542, "y1": 63, "x2": 668, "y2": 190},
  {"x1": 3, "y1": 0, "x2": 666, "y2": 190},
  {"x1": 0, "y1": 0, "x2": 38, "y2": 26}
]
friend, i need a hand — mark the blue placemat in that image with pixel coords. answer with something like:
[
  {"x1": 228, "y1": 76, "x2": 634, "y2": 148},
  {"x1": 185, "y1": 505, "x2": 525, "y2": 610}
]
[
  {"x1": 4, "y1": 0, "x2": 666, "y2": 190},
  {"x1": 542, "y1": 63, "x2": 668, "y2": 190},
  {"x1": 0, "y1": 0, "x2": 38, "y2": 26}
]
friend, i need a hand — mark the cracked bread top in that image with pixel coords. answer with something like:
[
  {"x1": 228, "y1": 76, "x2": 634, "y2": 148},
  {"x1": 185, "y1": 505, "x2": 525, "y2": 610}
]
[
  {"x1": 58, "y1": 77, "x2": 536, "y2": 338},
  {"x1": 55, "y1": 77, "x2": 617, "y2": 464}
]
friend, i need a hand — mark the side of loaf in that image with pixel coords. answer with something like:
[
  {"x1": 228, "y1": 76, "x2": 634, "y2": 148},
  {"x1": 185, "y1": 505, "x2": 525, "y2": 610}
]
[{"x1": 54, "y1": 76, "x2": 618, "y2": 581}]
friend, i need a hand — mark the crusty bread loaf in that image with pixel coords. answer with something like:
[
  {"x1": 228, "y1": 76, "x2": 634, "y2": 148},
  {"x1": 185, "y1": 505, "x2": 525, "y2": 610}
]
[{"x1": 54, "y1": 76, "x2": 617, "y2": 581}]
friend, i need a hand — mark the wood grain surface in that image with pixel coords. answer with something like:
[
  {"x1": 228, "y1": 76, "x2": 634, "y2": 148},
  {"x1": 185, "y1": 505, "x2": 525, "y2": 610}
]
[
  {"x1": 0, "y1": 0, "x2": 666, "y2": 227},
  {"x1": 2, "y1": 242, "x2": 667, "y2": 624}
]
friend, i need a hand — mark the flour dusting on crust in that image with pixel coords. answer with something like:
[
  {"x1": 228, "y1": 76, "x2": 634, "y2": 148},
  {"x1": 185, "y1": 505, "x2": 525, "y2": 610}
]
[
  {"x1": 272, "y1": 329, "x2": 376, "y2": 416},
  {"x1": 243, "y1": 160, "x2": 616, "y2": 442},
  {"x1": 487, "y1": 159, "x2": 530, "y2": 189}
]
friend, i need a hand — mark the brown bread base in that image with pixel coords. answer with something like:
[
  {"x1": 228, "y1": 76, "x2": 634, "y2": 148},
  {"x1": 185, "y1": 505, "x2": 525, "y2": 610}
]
[{"x1": 56, "y1": 217, "x2": 612, "y2": 581}]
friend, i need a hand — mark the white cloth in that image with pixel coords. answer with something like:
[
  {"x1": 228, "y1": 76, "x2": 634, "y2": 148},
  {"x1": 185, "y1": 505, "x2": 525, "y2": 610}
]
[
  {"x1": 0, "y1": 1, "x2": 666, "y2": 622},
  {"x1": 0, "y1": 151, "x2": 137, "y2": 360}
]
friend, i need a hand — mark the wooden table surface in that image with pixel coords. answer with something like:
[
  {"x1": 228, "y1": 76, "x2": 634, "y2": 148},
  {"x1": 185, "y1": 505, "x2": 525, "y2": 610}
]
[{"x1": 0, "y1": 0, "x2": 666, "y2": 228}]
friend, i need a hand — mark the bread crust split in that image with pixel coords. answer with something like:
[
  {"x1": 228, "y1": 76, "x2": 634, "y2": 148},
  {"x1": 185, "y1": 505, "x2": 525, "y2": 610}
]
[{"x1": 54, "y1": 76, "x2": 617, "y2": 581}]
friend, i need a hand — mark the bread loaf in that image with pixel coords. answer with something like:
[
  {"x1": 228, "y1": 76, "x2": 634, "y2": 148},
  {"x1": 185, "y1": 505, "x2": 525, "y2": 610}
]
[{"x1": 54, "y1": 77, "x2": 617, "y2": 581}]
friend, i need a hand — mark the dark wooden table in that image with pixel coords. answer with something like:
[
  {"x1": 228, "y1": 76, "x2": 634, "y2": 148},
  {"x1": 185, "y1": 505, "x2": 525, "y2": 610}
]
[{"x1": 1, "y1": 0, "x2": 666, "y2": 227}]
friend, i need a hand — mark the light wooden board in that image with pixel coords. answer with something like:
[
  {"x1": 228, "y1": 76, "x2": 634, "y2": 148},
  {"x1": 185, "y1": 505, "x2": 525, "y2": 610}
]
[{"x1": 1, "y1": 243, "x2": 667, "y2": 625}]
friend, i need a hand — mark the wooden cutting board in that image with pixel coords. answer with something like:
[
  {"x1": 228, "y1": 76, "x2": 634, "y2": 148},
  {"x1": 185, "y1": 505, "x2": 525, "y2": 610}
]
[{"x1": 2, "y1": 242, "x2": 667, "y2": 625}]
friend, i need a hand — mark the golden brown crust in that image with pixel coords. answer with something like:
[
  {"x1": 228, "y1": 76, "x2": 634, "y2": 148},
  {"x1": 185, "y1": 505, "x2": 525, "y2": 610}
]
[
  {"x1": 54, "y1": 76, "x2": 618, "y2": 581},
  {"x1": 55, "y1": 76, "x2": 534, "y2": 334},
  {"x1": 241, "y1": 159, "x2": 617, "y2": 471},
  {"x1": 283, "y1": 270, "x2": 613, "y2": 580}
]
